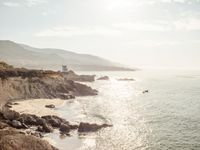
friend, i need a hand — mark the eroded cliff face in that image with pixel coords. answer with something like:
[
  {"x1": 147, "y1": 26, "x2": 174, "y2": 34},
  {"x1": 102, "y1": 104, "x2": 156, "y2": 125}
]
[{"x1": 0, "y1": 75, "x2": 97, "y2": 108}]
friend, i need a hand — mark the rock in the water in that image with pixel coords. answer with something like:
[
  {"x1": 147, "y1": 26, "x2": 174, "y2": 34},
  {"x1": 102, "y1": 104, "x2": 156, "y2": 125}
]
[
  {"x1": 69, "y1": 124, "x2": 79, "y2": 130},
  {"x1": 12, "y1": 102, "x2": 19, "y2": 105},
  {"x1": 43, "y1": 123, "x2": 53, "y2": 133},
  {"x1": 45, "y1": 104, "x2": 55, "y2": 108},
  {"x1": 142, "y1": 90, "x2": 149, "y2": 94},
  {"x1": 78, "y1": 122, "x2": 112, "y2": 132},
  {"x1": 0, "y1": 128, "x2": 58, "y2": 150},
  {"x1": 17, "y1": 114, "x2": 46, "y2": 127},
  {"x1": 37, "y1": 123, "x2": 53, "y2": 133},
  {"x1": 42, "y1": 115, "x2": 69, "y2": 128},
  {"x1": 20, "y1": 114, "x2": 38, "y2": 125},
  {"x1": 37, "y1": 126, "x2": 44, "y2": 132},
  {"x1": 59, "y1": 123, "x2": 70, "y2": 134},
  {"x1": 73, "y1": 82, "x2": 98, "y2": 96},
  {"x1": 57, "y1": 93, "x2": 75, "y2": 100},
  {"x1": 117, "y1": 78, "x2": 135, "y2": 81},
  {"x1": 97, "y1": 76, "x2": 109, "y2": 80}
]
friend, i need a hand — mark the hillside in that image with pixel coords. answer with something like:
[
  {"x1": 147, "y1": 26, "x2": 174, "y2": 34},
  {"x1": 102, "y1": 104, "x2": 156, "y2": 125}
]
[{"x1": 0, "y1": 40, "x2": 135, "y2": 71}]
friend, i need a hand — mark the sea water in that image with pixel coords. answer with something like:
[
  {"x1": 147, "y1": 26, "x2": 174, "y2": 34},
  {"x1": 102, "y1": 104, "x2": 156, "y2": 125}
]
[{"x1": 46, "y1": 70, "x2": 200, "y2": 150}]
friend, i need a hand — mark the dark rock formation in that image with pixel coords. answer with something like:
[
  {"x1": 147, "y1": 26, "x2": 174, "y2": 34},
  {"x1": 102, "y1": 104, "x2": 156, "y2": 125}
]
[
  {"x1": 117, "y1": 78, "x2": 135, "y2": 81},
  {"x1": 0, "y1": 108, "x2": 113, "y2": 150},
  {"x1": 41, "y1": 115, "x2": 69, "y2": 128},
  {"x1": 142, "y1": 90, "x2": 149, "y2": 94},
  {"x1": 2, "y1": 109, "x2": 20, "y2": 120},
  {"x1": 69, "y1": 124, "x2": 79, "y2": 130},
  {"x1": 78, "y1": 122, "x2": 112, "y2": 132},
  {"x1": 37, "y1": 124, "x2": 53, "y2": 133},
  {"x1": 59, "y1": 123, "x2": 70, "y2": 134},
  {"x1": 19, "y1": 114, "x2": 43, "y2": 126},
  {"x1": 56, "y1": 93, "x2": 75, "y2": 99},
  {"x1": 97, "y1": 76, "x2": 109, "y2": 80},
  {"x1": 1, "y1": 108, "x2": 112, "y2": 134},
  {"x1": 10, "y1": 120, "x2": 24, "y2": 129},
  {"x1": 72, "y1": 82, "x2": 98, "y2": 96},
  {"x1": 45, "y1": 104, "x2": 55, "y2": 108}
]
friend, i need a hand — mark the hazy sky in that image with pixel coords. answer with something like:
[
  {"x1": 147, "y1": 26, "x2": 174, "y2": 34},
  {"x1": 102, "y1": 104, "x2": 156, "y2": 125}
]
[{"x1": 1, "y1": 0, "x2": 200, "y2": 69}]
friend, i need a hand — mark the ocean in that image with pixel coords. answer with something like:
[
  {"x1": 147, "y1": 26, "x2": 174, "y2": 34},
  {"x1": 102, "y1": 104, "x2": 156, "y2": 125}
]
[{"x1": 45, "y1": 70, "x2": 200, "y2": 150}]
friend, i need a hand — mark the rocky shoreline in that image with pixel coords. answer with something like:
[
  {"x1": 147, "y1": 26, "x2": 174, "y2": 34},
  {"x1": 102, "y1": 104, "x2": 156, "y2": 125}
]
[
  {"x1": 0, "y1": 105, "x2": 112, "y2": 150},
  {"x1": 0, "y1": 62, "x2": 111, "y2": 150}
]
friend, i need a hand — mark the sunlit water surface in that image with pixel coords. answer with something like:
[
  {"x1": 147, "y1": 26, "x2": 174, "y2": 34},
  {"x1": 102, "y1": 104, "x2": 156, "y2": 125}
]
[{"x1": 45, "y1": 70, "x2": 200, "y2": 150}]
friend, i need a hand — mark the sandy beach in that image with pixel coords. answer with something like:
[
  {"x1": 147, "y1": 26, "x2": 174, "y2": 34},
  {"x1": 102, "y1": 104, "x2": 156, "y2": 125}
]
[{"x1": 11, "y1": 99, "x2": 65, "y2": 116}]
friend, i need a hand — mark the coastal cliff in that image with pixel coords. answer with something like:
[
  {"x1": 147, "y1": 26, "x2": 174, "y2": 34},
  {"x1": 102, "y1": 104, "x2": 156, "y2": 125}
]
[
  {"x1": 0, "y1": 62, "x2": 101, "y2": 149},
  {"x1": 63, "y1": 70, "x2": 95, "y2": 82},
  {"x1": 0, "y1": 63, "x2": 97, "y2": 108}
]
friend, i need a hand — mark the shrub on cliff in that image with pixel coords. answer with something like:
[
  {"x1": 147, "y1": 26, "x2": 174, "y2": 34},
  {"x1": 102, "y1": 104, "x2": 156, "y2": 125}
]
[{"x1": 0, "y1": 61, "x2": 13, "y2": 69}]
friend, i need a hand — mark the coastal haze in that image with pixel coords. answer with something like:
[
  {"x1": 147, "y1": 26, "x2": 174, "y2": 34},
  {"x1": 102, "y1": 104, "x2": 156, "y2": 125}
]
[
  {"x1": 0, "y1": 0, "x2": 200, "y2": 150},
  {"x1": 1, "y1": 0, "x2": 200, "y2": 70},
  {"x1": 49, "y1": 70, "x2": 200, "y2": 150},
  {"x1": 0, "y1": 40, "x2": 133, "y2": 71}
]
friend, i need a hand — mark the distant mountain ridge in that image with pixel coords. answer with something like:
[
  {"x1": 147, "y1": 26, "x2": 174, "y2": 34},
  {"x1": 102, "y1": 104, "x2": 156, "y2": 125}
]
[{"x1": 0, "y1": 40, "x2": 135, "y2": 71}]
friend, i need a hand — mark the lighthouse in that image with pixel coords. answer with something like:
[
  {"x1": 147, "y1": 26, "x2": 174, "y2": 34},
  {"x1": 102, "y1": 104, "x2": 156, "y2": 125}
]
[{"x1": 62, "y1": 65, "x2": 68, "y2": 72}]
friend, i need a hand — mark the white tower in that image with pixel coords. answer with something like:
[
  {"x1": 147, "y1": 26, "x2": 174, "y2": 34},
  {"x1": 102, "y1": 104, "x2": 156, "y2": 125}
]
[{"x1": 62, "y1": 65, "x2": 68, "y2": 72}]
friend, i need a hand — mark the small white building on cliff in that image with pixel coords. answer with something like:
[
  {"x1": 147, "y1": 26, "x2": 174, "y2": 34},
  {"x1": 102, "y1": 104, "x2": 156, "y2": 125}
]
[{"x1": 62, "y1": 65, "x2": 68, "y2": 72}]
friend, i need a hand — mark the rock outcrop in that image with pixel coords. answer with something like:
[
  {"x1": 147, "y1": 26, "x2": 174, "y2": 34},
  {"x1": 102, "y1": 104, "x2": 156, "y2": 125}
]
[
  {"x1": 142, "y1": 90, "x2": 149, "y2": 94},
  {"x1": 0, "y1": 108, "x2": 113, "y2": 150},
  {"x1": 45, "y1": 104, "x2": 55, "y2": 108},
  {"x1": 78, "y1": 122, "x2": 112, "y2": 132},
  {"x1": 97, "y1": 76, "x2": 109, "y2": 80},
  {"x1": 41, "y1": 115, "x2": 69, "y2": 128},
  {"x1": 117, "y1": 78, "x2": 135, "y2": 81},
  {"x1": 1, "y1": 109, "x2": 112, "y2": 135},
  {"x1": 63, "y1": 70, "x2": 95, "y2": 82},
  {"x1": 59, "y1": 123, "x2": 70, "y2": 134}
]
